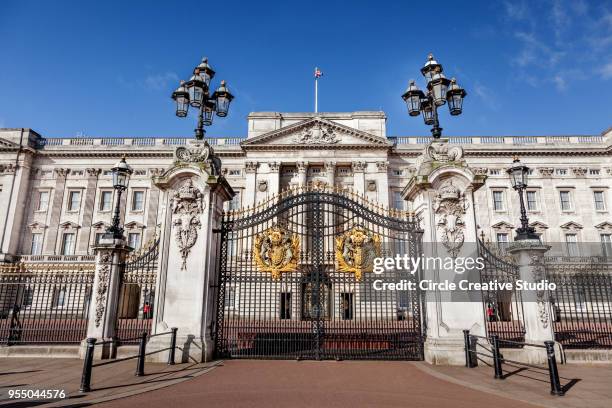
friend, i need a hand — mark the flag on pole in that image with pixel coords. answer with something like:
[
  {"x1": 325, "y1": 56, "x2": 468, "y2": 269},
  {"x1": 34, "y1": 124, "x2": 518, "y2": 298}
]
[{"x1": 314, "y1": 67, "x2": 323, "y2": 78}]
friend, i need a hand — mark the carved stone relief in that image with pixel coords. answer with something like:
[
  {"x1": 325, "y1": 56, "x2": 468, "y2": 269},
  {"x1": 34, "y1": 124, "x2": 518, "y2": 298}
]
[
  {"x1": 294, "y1": 123, "x2": 339, "y2": 144},
  {"x1": 433, "y1": 181, "x2": 469, "y2": 257},
  {"x1": 94, "y1": 252, "x2": 112, "y2": 327},
  {"x1": 171, "y1": 179, "x2": 204, "y2": 270}
]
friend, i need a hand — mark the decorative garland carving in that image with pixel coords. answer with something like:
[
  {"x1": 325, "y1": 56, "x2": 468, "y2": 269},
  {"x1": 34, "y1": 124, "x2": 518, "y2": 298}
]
[
  {"x1": 529, "y1": 254, "x2": 550, "y2": 328},
  {"x1": 538, "y1": 167, "x2": 554, "y2": 177},
  {"x1": 245, "y1": 161, "x2": 258, "y2": 173},
  {"x1": 175, "y1": 143, "x2": 211, "y2": 164},
  {"x1": 352, "y1": 161, "x2": 367, "y2": 172},
  {"x1": 335, "y1": 226, "x2": 381, "y2": 281},
  {"x1": 94, "y1": 252, "x2": 112, "y2": 327},
  {"x1": 254, "y1": 225, "x2": 300, "y2": 280},
  {"x1": 433, "y1": 181, "x2": 469, "y2": 257},
  {"x1": 425, "y1": 141, "x2": 463, "y2": 162},
  {"x1": 172, "y1": 179, "x2": 204, "y2": 270}
]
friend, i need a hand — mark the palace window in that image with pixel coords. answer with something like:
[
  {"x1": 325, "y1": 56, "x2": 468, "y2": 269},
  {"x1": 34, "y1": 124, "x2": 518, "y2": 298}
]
[
  {"x1": 99, "y1": 191, "x2": 112, "y2": 211},
  {"x1": 68, "y1": 191, "x2": 81, "y2": 211},
  {"x1": 94, "y1": 232, "x2": 104, "y2": 245},
  {"x1": 280, "y1": 292, "x2": 291, "y2": 320},
  {"x1": 337, "y1": 167, "x2": 351, "y2": 175},
  {"x1": 228, "y1": 169, "x2": 241, "y2": 176},
  {"x1": 131, "y1": 190, "x2": 145, "y2": 211},
  {"x1": 559, "y1": 191, "x2": 572, "y2": 211},
  {"x1": 601, "y1": 234, "x2": 612, "y2": 258},
  {"x1": 31, "y1": 233, "x2": 43, "y2": 255},
  {"x1": 128, "y1": 232, "x2": 141, "y2": 250},
  {"x1": 594, "y1": 191, "x2": 606, "y2": 211},
  {"x1": 61, "y1": 233, "x2": 76, "y2": 255},
  {"x1": 565, "y1": 234, "x2": 579, "y2": 257},
  {"x1": 38, "y1": 191, "x2": 49, "y2": 211},
  {"x1": 496, "y1": 233, "x2": 509, "y2": 251},
  {"x1": 556, "y1": 168, "x2": 568, "y2": 176},
  {"x1": 340, "y1": 293, "x2": 354, "y2": 320},
  {"x1": 229, "y1": 190, "x2": 241, "y2": 210},
  {"x1": 590, "y1": 169, "x2": 600, "y2": 176},
  {"x1": 393, "y1": 191, "x2": 404, "y2": 210},
  {"x1": 489, "y1": 169, "x2": 500, "y2": 175},
  {"x1": 526, "y1": 191, "x2": 538, "y2": 211},
  {"x1": 392, "y1": 169, "x2": 403, "y2": 176},
  {"x1": 492, "y1": 190, "x2": 505, "y2": 211}
]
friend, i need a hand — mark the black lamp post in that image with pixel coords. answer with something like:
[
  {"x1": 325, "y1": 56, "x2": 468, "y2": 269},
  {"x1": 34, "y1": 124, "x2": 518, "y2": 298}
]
[
  {"x1": 401, "y1": 54, "x2": 466, "y2": 139},
  {"x1": 507, "y1": 157, "x2": 539, "y2": 241},
  {"x1": 106, "y1": 156, "x2": 133, "y2": 240},
  {"x1": 172, "y1": 58, "x2": 234, "y2": 141}
]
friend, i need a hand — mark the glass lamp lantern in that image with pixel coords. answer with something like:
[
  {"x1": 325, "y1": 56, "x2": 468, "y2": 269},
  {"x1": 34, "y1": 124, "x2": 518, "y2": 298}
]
[
  {"x1": 185, "y1": 70, "x2": 206, "y2": 108},
  {"x1": 212, "y1": 80, "x2": 234, "y2": 117},
  {"x1": 507, "y1": 157, "x2": 529, "y2": 189},
  {"x1": 401, "y1": 80, "x2": 425, "y2": 116},
  {"x1": 446, "y1": 78, "x2": 467, "y2": 116},
  {"x1": 171, "y1": 81, "x2": 190, "y2": 117},
  {"x1": 111, "y1": 156, "x2": 133, "y2": 190},
  {"x1": 428, "y1": 73, "x2": 451, "y2": 106},
  {"x1": 194, "y1": 57, "x2": 215, "y2": 88},
  {"x1": 421, "y1": 98, "x2": 435, "y2": 125},
  {"x1": 203, "y1": 101, "x2": 215, "y2": 126},
  {"x1": 420, "y1": 53, "x2": 443, "y2": 82}
]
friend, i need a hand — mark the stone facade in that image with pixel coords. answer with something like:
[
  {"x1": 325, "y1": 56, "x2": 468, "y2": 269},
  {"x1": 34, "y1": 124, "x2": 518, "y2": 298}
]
[{"x1": 0, "y1": 112, "x2": 611, "y2": 262}]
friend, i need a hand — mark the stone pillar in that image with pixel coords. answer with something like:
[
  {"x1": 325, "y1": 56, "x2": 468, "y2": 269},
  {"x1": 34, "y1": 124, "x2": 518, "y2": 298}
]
[
  {"x1": 244, "y1": 161, "x2": 258, "y2": 207},
  {"x1": 149, "y1": 142, "x2": 233, "y2": 363},
  {"x1": 325, "y1": 161, "x2": 335, "y2": 186},
  {"x1": 507, "y1": 240, "x2": 556, "y2": 363},
  {"x1": 267, "y1": 162, "x2": 280, "y2": 196},
  {"x1": 374, "y1": 161, "x2": 390, "y2": 207},
  {"x1": 352, "y1": 161, "x2": 366, "y2": 194},
  {"x1": 144, "y1": 182, "x2": 161, "y2": 243},
  {"x1": 43, "y1": 168, "x2": 69, "y2": 254},
  {"x1": 77, "y1": 168, "x2": 101, "y2": 254},
  {"x1": 81, "y1": 238, "x2": 131, "y2": 359},
  {"x1": 297, "y1": 161, "x2": 307, "y2": 187},
  {"x1": 403, "y1": 140, "x2": 487, "y2": 365}
]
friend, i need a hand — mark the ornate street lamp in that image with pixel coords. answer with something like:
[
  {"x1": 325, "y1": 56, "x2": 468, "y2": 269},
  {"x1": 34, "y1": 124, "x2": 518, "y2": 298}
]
[
  {"x1": 401, "y1": 54, "x2": 466, "y2": 139},
  {"x1": 172, "y1": 57, "x2": 234, "y2": 141},
  {"x1": 507, "y1": 157, "x2": 539, "y2": 241},
  {"x1": 106, "y1": 156, "x2": 133, "y2": 240}
]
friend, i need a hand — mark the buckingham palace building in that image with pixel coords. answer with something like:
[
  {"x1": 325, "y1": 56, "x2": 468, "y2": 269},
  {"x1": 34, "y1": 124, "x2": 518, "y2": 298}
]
[{"x1": 0, "y1": 111, "x2": 611, "y2": 364}]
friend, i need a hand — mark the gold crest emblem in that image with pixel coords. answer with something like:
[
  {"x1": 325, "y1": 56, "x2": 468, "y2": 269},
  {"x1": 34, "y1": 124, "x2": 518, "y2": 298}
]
[
  {"x1": 254, "y1": 226, "x2": 300, "y2": 280},
  {"x1": 335, "y1": 226, "x2": 381, "y2": 281}
]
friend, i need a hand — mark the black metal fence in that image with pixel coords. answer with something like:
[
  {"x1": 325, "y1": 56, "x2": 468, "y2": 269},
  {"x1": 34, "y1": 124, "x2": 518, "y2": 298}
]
[
  {"x1": 477, "y1": 239, "x2": 525, "y2": 346},
  {"x1": 115, "y1": 239, "x2": 159, "y2": 344},
  {"x1": 0, "y1": 262, "x2": 94, "y2": 344},
  {"x1": 545, "y1": 256, "x2": 612, "y2": 349}
]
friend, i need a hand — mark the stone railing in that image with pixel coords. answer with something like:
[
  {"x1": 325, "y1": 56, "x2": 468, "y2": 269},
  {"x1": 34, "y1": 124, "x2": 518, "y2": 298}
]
[
  {"x1": 390, "y1": 135, "x2": 606, "y2": 146},
  {"x1": 39, "y1": 137, "x2": 247, "y2": 148},
  {"x1": 17, "y1": 254, "x2": 96, "y2": 263}
]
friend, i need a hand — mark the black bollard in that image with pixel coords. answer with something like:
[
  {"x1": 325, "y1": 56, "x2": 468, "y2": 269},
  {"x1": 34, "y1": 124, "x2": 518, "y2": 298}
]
[
  {"x1": 80, "y1": 338, "x2": 96, "y2": 392},
  {"x1": 463, "y1": 330, "x2": 471, "y2": 367},
  {"x1": 135, "y1": 331, "x2": 147, "y2": 376},
  {"x1": 168, "y1": 327, "x2": 178, "y2": 365},
  {"x1": 545, "y1": 341, "x2": 564, "y2": 396},
  {"x1": 491, "y1": 335, "x2": 503, "y2": 379}
]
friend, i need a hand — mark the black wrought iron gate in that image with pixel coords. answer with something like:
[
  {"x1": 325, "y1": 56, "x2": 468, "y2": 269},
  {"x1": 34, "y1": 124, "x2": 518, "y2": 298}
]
[{"x1": 214, "y1": 186, "x2": 424, "y2": 360}]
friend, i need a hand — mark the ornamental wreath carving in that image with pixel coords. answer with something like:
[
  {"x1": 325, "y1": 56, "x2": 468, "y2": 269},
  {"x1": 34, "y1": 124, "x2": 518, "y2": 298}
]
[
  {"x1": 175, "y1": 143, "x2": 211, "y2": 164},
  {"x1": 433, "y1": 181, "x2": 469, "y2": 257},
  {"x1": 254, "y1": 225, "x2": 300, "y2": 280},
  {"x1": 335, "y1": 226, "x2": 381, "y2": 281},
  {"x1": 172, "y1": 179, "x2": 204, "y2": 270}
]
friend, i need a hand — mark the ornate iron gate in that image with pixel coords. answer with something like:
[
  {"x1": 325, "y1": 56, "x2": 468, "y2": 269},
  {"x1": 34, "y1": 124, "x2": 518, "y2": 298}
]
[
  {"x1": 214, "y1": 185, "x2": 424, "y2": 360},
  {"x1": 477, "y1": 239, "x2": 525, "y2": 346}
]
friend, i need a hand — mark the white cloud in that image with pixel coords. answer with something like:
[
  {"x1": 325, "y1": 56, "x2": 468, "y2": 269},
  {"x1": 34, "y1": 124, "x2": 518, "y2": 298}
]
[
  {"x1": 552, "y1": 74, "x2": 567, "y2": 91},
  {"x1": 473, "y1": 83, "x2": 500, "y2": 111},
  {"x1": 143, "y1": 72, "x2": 179, "y2": 91},
  {"x1": 600, "y1": 62, "x2": 612, "y2": 79}
]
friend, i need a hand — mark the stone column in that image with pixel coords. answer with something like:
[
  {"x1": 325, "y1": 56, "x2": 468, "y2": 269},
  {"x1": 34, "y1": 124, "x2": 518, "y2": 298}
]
[
  {"x1": 352, "y1": 161, "x2": 366, "y2": 194},
  {"x1": 297, "y1": 161, "x2": 307, "y2": 187},
  {"x1": 507, "y1": 240, "x2": 556, "y2": 363},
  {"x1": 43, "y1": 168, "x2": 69, "y2": 254},
  {"x1": 144, "y1": 172, "x2": 162, "y2": 243},
  {"x1": 81, "y1": 238, "x2": 132, "y2": 359},
  {"x1": 149, "y1": 142, "x2": 233, "y2": 363},
  {"x1": 77, "y1": 168, "x2": 101, "y2": 254},
  {"x1": 244, "y1": 161, "x2": 258, "y2": 207},
  {"x1": 403, "y1": 140, "x2": 487, "y2": 365},
  {"x1": 375, "y1": 161, "x2": 390, "y2": 207}
]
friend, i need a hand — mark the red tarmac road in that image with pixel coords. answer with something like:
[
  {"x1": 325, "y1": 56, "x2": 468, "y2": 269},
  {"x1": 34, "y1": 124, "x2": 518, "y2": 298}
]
[{"x1": 96, "y1": 360, "x2": 539, "y2": 408}]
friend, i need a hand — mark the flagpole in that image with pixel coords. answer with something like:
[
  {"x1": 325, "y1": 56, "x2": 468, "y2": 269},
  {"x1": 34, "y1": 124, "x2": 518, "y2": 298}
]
[{"x1": 315, "y1": 76, "x2": 318, "y2": 113}]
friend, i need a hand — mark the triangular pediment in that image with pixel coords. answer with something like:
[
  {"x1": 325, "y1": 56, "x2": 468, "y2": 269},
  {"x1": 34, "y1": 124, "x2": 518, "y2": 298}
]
[
  {"x1": 560, "y1": 221, "x2": 583, "y2": 230},
  {"x1": 241, "y1": 117, "x2": 391, "y2": 149},
  {"x1": 529, "y1": 221, "x2": 548, "y2": 229},
  {"x1": 491, "y1": 221, "x2": 514, "y2": 230},
  {"x1": 595, "y1": 221, "x2": 612, "y2": 231},
  {"x1": 0, "y1": 138, "x2": 21, "y2": 150}
]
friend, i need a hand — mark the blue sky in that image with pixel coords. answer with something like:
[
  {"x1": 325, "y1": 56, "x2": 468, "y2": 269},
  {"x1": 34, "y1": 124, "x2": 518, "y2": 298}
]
[{"x1": 0, "y1": 0, "x2": 611, "y2": 137}]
